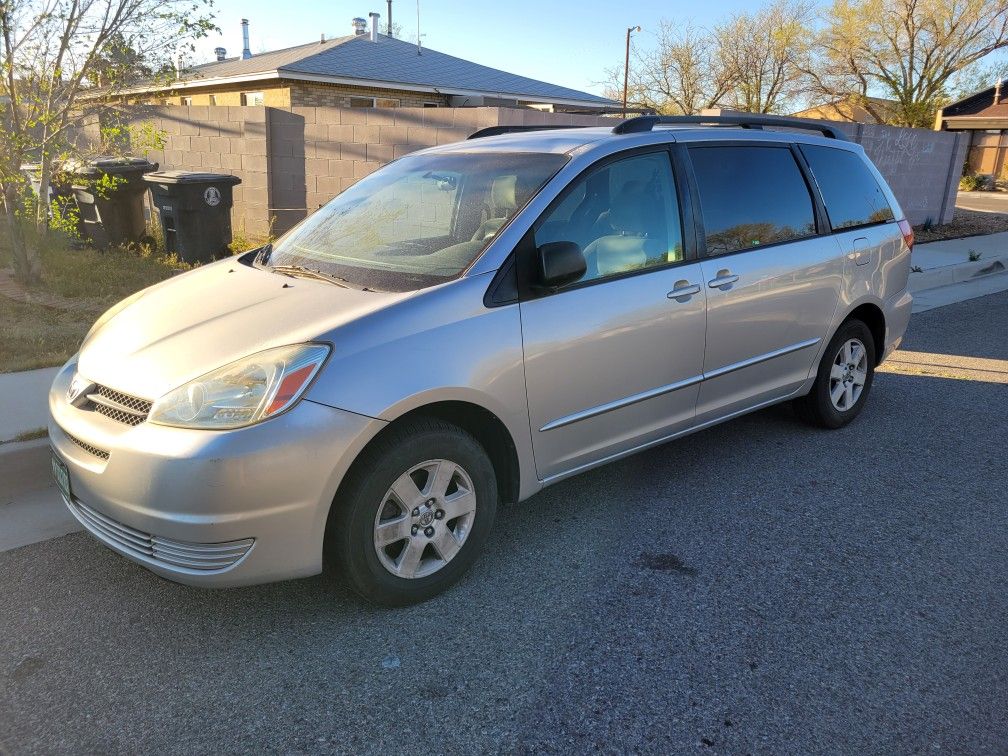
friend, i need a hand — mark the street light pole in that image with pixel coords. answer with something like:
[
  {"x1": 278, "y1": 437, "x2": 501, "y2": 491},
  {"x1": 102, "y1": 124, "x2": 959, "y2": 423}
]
[{"x1": 623, "y1": 25, "x2": 641, "y2": 118}]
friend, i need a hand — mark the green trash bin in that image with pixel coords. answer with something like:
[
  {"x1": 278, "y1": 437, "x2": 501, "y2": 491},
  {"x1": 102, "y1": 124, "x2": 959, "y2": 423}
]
[
  {"x1": 143, "y1": 171, "x2": 242, "y2": 263},
  {"x1": 69, "y1": 157, "x2": 157, "y2": 249}
]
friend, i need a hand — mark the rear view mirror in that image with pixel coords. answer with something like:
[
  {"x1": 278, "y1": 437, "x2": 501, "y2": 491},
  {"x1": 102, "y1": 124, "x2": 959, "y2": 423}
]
[{"x1": 536, "y1": 241, "x2": 586, "y2": 288}]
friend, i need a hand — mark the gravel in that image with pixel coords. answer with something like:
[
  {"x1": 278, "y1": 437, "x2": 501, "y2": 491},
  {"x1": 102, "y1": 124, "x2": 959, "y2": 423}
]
[{"x1": 2, "y1": 292, "x2": 1006, "y2": 755}]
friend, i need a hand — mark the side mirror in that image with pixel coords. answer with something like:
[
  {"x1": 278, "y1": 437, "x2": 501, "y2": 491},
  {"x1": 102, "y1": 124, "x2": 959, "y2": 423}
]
[{"x1": 536, "y1": 241, "x2": 586, "y2": 289}]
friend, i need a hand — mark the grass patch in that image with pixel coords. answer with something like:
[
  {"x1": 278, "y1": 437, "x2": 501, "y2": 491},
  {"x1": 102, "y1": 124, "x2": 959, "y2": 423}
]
[
  {"x1": 0, "y1": 296, "x2": 93, "y2": 372},
  {"x1": 1, "y1": 230, "x2": 188, "y2": 372},
  {"x1": 40, "y1": 242, "x2": 189, "y2": 306},
  {"x1": 0, "y1": 427, "x2": 48, "y2": 444}
]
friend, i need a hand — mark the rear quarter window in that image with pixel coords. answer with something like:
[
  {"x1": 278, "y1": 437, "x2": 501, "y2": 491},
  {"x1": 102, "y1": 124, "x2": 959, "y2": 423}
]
[
  {"x1": 688, "y1": 145, "x2": 817, "y2": 256},
  {"x1": 800, "y1": 145, "x2": 895, "y2": 230}
]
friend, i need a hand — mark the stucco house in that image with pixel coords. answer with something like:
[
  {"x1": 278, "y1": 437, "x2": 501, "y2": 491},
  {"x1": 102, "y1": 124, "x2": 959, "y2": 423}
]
[
  {"x1": 935, "y1": 82, "x2": 1008, "y2": 180},
  {"x1": 792, "y1": 96, "x2": 900, "y2": 124}
]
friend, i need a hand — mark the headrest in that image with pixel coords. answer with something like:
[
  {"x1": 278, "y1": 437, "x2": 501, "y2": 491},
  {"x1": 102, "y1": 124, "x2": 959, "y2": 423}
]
[
  {"x1": 608, "y1": 181, "x2": 647, "y2": 234},
  {"x1": 490, "y1": 175, "x2": 517, "y2": 211}
]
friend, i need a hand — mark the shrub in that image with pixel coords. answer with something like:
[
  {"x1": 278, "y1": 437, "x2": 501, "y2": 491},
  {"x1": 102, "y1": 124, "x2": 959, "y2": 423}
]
[{"x1": 960, "y1": 173, "x2": 983, "y2": 191}]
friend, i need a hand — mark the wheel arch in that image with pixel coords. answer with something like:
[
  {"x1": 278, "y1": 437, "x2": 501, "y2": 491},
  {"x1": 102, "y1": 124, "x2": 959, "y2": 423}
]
[
  {"x1": 841, "y1": 301, "x2": 886, "y2": 365},
  {"x1": 328, "y1": 400, "x2": 521, "y2": 534}
]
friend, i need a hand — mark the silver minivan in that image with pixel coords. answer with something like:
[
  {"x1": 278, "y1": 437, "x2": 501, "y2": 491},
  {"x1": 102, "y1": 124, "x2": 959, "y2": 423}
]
[{"x1": 49, "y1": 115, "x2": 913, "y2": 605}]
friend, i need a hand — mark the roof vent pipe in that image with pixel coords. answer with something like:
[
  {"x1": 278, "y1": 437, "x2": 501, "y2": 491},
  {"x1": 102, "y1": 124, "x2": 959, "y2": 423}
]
[
  {"x1": 241, "y1": 19, "x2": 251, "y2": 59},
  {"x1": 352, "y1": 17, "x2": 368, "y2": 35},
  {"x1": 214, "y1": 47, "x2": 227, "y2": 61},
  {"x1": 369, "y1": 12, "x2": 380, "y2": 42},
  {"x1": 387, "y1": 0, "x2": 393, "y2": 36},
  {"x1": 996, "y1": 79, "x2": 1003, "y2": 105}
]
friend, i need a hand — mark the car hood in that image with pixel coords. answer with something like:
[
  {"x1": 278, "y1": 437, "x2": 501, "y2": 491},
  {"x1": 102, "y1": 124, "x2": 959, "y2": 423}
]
[{"x1": 77, "y1": 259, "x2": 404, "y2": 400}]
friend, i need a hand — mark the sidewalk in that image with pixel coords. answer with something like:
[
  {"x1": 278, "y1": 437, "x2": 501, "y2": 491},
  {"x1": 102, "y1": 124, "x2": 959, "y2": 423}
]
[
  {"x1": 0, "y1": 366, "x2": 59, "y2": 442},
  {"x1": 909, "y1": 231, "x2": 1008, "y2": 307},
  {"x1": 911, "y1": 230, "x2": 1008, "y2": 270}
]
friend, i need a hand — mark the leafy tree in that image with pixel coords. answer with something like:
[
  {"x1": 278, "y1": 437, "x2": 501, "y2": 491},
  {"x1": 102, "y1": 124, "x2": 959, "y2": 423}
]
[
  {"x1": 0, "y1": 0, "x2": 216, "y2": 284},
  {"x1": 949, "y1": 55, "x2": 1008, "y2": 100},
  {"x1": 807, "y1": 0, "x2": 1008, "y2": 126}
]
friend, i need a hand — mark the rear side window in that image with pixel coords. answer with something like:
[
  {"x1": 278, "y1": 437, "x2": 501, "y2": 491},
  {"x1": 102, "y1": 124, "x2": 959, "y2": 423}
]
[
  {"x1": 800, "y1": 145, "x2": 895, "y2": 230},
  {"x1": 689, "y1": 146, "x2": 816, "y2": 255}
]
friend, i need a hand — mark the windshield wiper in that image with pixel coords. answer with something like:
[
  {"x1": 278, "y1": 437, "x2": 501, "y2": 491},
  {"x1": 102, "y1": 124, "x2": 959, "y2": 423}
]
[{"x1": 269, "y1": 264, "x2": 350, "y2": 288}]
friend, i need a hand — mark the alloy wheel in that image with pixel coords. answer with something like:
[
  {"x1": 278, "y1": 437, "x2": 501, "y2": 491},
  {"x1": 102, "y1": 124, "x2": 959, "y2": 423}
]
[
  {"x1": 829, "y1": 338, "x2": 868, "y2": 412},
  {"x1": 373, "y1": 458, "x2": 477, "y2": 579}
]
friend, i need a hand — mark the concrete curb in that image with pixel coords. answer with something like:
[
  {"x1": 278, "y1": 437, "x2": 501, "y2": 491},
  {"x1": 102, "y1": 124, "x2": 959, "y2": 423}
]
[
  {"x1": 0, "y1": 438, "x2": 52, "y2": 496},
  {"x1": 908, "y1": 255, "x2": 1008, "y2": 294}
]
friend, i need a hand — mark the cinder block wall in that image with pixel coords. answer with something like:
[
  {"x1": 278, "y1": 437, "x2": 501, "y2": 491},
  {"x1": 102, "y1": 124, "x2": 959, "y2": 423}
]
[
  {"x1": 268, "y1": 106, "x2": 614, "y2": 234},
  {"x1": 105, "y1": 105, "x2": 967, "y2": 238},
  {"x1": 118, "y1": 105, "x2": 274, "y2": 236},
  {"x1": 827, "y1": 122, "x2": 967, "y2": 226}
]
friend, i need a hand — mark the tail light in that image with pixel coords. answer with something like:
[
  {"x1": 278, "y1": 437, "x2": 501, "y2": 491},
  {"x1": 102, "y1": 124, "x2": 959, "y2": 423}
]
[{"x1": 897, "y1": 219, "x2": 914, "y2": 251}]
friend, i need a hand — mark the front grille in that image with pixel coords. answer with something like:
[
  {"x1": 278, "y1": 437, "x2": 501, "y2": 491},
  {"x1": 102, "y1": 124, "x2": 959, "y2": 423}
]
[
  {"x1": 65, "y1": 431, "x2": 110, "y2": 460},
  {"x1": 87, "y1": 384, "x2": 152, "y2": 426},
  {"x1": 64, "y1": 496, "x2": 254, "y2": 572}
]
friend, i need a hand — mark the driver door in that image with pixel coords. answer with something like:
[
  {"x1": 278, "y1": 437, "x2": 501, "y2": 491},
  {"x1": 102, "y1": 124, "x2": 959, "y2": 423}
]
[{"x1": 518, "y1": 149, "x2": 708, "y2": 480}]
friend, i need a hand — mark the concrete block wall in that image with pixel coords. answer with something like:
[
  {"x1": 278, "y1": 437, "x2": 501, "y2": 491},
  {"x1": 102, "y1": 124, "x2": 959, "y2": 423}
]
[
  {"x1": 113, "y1": 105, "x2": 274, "y2": 236},
  {"x1": 102, "y1": 106, "x2": 968, "y2": 240},
  {"x1": 830, "y1": 122, "x2": 967, "y2": 226},
  {"x1": 267, "y1": 107, "x2": 614, "y2": 235}
]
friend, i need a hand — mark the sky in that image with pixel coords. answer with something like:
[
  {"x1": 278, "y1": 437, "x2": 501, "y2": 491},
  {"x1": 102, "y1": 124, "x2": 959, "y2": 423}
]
[{"x1": 193, "y1": 0, "x2": 773, "y2": 96}]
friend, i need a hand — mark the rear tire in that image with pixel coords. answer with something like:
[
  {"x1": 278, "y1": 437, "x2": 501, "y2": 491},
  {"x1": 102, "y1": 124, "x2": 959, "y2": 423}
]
[
  {"x1": 794, "y1": 319, "x2": 876, "y2": 429},
  {"x1": 327, "y1": 418, "x2": 497, "y2": 606}
]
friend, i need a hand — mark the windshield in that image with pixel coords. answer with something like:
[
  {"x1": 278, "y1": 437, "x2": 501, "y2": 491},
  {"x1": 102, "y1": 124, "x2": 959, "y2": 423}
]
[{"x1": 266, "y1": 150, "x2": 568, "y2": 292}]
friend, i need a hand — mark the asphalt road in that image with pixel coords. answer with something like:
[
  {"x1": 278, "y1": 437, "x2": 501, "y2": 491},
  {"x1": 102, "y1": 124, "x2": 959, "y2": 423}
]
[
  {"x1": 957, "y1": 190, "x2": 1008, "y2": 214},
  {"x1": 2, "y1": 293, "x2": 1007, "y2": 755}
]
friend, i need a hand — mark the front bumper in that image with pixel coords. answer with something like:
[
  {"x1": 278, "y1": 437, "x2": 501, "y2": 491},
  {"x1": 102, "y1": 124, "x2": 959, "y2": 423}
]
[{"x1": 48, "y1": 359, "x2": 385, "y2": 587}]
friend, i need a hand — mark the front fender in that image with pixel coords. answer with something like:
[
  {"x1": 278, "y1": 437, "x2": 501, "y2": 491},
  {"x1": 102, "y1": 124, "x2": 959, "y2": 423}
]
[{"x1": 305, "y1": 273, "x2": 539, "y2": 500}]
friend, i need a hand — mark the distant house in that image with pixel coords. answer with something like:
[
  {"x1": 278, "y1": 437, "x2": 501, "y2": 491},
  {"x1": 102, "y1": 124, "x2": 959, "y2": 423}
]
[
  {"x1": 935, "y1": 82, "x2": 1008, "y2": 180},
  {"x1": 90, "y1": 18, "x2": 617, "y2": 113},
  {"x1": 792, "y1": 96, "x2": 899, "y2": 124}
]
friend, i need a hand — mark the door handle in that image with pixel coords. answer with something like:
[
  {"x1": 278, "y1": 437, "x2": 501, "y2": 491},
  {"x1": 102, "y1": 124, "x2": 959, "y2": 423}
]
[
  {"x1": 667, "y1": 281, "x2": 701, "y2": 299},
  {"x1": 708, "y1": 270, "x2": 739, "y2": 289}
]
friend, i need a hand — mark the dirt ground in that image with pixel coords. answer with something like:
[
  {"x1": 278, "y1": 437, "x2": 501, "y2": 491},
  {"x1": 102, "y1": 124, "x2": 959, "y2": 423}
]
[{"x1": 914, "y1": 207, "x2": 1008, "y2": 244}]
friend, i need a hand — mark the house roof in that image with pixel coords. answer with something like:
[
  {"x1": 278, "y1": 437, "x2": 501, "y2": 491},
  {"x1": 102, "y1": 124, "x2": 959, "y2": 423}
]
[
  {"x1": 940, "y1": 84, "x2": 1008, "y2": 120},
  {"x1": 791, "y1": 95, "x2": 900, "y2": 121},
  {"x1": 153, "y1": 34, "x2": 617, "y2": 108}
]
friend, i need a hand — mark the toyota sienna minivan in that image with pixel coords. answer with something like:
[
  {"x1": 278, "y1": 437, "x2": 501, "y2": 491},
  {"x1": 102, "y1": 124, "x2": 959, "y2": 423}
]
[{"x1": 49, "y1": 115, "x2": 913, "y2": 605}]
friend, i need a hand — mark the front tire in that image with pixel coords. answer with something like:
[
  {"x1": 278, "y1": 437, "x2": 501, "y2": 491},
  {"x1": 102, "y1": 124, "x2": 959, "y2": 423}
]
[
  {"x1": 794, "y1": 319, "x2": 876, "y2": 429},
  {"x1": 328, "y1": 418, "x2": 498, "y2": 606}
]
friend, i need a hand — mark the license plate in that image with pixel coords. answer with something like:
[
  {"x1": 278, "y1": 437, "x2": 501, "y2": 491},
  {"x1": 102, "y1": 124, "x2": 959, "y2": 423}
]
[{"x1": 51, "y1": 453, "x2": 71, "y2": 501}]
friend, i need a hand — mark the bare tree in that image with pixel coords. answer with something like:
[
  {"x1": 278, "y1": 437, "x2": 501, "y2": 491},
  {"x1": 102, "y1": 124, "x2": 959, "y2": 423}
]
[
  {"x1": 716, "y1": 0, "x2": 814, "y2": 113},
  {"x1": 0, "y1": 0, "x2": 215, "y2": 284},
  {"x1": 604, "y1": 21, "x2": 736, "y2": 115},
  {"x1": 603, "y1": 8, "x2": 813, "y2": 116},
  {"x1": 808, "y1": 0, "x2": 1008, "y2": 126}
]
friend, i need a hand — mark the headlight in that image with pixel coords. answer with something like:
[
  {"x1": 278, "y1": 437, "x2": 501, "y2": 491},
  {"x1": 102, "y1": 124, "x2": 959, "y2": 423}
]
[{"x1": 149, "y1": 343, "x2": 330, "y2": 430}]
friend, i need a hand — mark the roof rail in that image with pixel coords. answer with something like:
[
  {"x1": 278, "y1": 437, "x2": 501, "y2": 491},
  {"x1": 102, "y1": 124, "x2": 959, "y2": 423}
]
[
  {"x1": 611, "y1": 114, "x2": 851, "y2": 141},
  {"x1": 467, "y1": 125, "x2": 589, "y2": 140}
]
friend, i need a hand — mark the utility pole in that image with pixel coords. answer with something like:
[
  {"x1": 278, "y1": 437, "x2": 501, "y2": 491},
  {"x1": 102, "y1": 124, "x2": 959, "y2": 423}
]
[{"x1": 623, "y1": 25, "x2": 640, "y2": 118}]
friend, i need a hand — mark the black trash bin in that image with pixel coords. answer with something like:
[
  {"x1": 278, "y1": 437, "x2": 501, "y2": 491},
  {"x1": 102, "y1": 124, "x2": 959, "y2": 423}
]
[
  {"x1": 69, "y1": 157, "x2": 157, "y2": 249},
  {"x1": 143, "y1": 171, "x2": 242, "y2": 263}
]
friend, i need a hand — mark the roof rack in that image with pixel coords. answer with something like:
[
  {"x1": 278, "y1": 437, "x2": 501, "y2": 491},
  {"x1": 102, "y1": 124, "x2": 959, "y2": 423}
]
[
  {"x1": 467, "y1": 125, "x2": 589, "y2": 140},
  {"x1": 611, "y1": 114, "x2": 851, "y2": 141}
]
